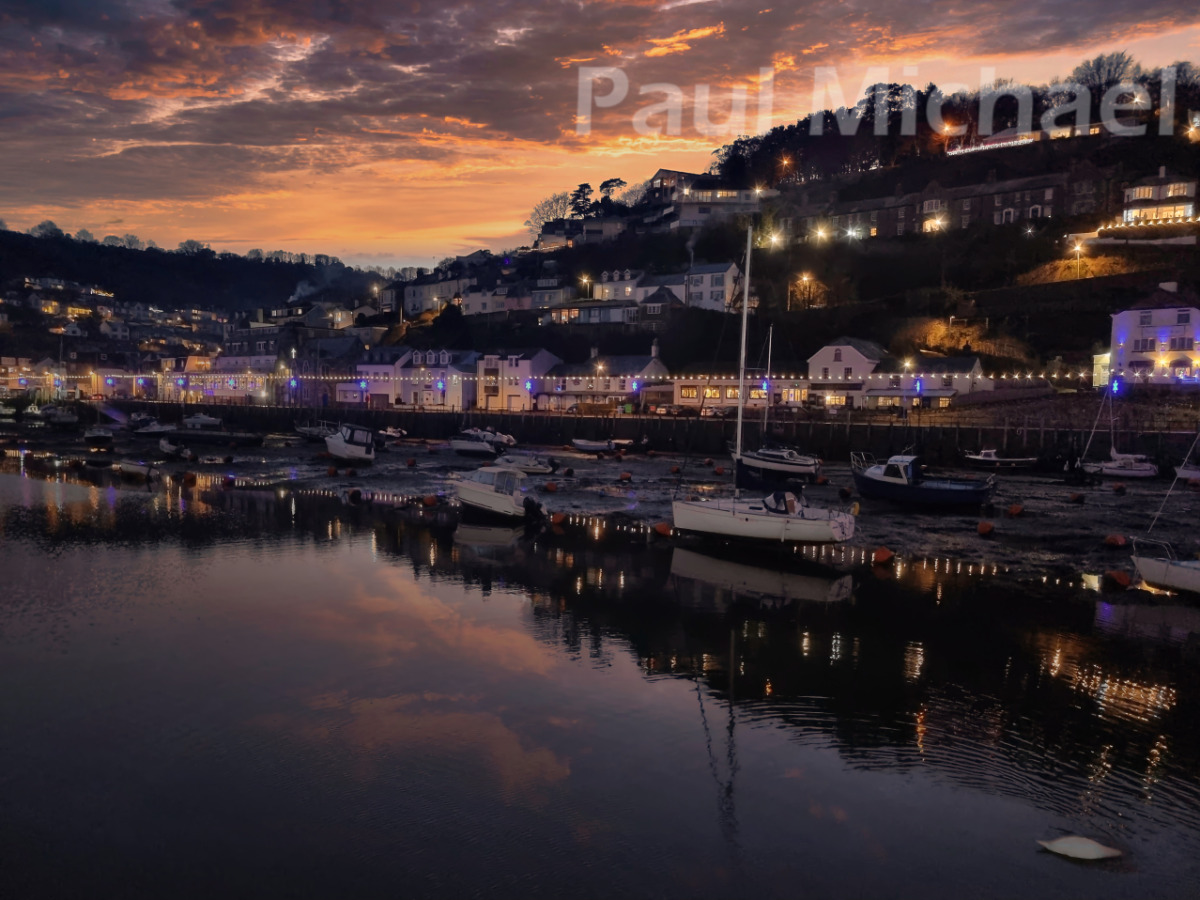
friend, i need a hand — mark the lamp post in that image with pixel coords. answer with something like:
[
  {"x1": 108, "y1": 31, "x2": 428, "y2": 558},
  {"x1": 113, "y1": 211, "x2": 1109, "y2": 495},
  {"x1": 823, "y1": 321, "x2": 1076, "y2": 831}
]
[{"x1": 1073, "y1": 242, "x2": 1083, "y2": 280}]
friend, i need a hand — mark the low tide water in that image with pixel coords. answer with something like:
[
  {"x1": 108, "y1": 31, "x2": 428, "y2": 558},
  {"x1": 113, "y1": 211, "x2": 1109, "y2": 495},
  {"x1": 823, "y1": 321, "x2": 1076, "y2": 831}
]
[{"x1": 2, "y1": 469, "x2": 1200, "y2": 899}]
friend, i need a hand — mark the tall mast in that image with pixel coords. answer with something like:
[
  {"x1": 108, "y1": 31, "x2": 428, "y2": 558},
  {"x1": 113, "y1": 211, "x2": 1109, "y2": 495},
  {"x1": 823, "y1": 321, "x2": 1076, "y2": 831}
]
[
  {"x1": 761, "y1": 325, "x2": 773, "y2": 430},
  {"x1": 735, "y1": 227, "x2": 751, "y2": 458}
]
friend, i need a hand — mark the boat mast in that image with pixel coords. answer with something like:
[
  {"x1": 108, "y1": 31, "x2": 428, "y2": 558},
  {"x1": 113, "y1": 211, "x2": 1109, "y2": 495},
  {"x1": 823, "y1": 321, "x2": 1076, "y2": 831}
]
[
  {"x1": 761, "y1": 325, "x2": 773, "y2": 430},
  {"x1": 734, "y1": 227, "x2": 751, "y2": 459}
]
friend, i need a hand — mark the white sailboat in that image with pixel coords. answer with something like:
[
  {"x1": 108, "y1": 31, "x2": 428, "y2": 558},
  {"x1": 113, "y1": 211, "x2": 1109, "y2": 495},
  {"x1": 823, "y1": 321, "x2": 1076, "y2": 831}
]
[
  {"x1": 1079, "y1": 388, "x2": 1158, "y2": 478},
  {"x1": 1132, "y1": 432, "x2": 1200, "y2": 594},
  {"x1": 672, "y1": 228, "x2": 855, "y2": 545},
  {"x1": 732, "y1": 325, "x2": 821, "y2": 484}
]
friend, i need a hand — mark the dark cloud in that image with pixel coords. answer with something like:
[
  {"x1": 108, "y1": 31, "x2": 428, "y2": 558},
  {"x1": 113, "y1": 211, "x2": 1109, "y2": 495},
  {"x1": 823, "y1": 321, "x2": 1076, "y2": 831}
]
[{"x1": 0, "y1": 0, "x2": 1195, "y2": 250}]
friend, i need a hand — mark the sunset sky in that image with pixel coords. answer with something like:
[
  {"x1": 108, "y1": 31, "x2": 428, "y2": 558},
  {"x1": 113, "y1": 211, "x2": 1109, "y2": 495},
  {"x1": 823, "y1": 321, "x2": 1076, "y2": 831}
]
[{"x1": 1, "y1": 1, "x2": 1197, "y2": 267}]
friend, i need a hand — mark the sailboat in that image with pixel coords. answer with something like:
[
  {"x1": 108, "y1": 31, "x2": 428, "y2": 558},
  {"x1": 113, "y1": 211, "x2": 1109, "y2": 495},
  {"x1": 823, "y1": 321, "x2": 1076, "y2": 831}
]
[
  {"x1": 672, "y1": 229, "x2": 856, "y2": 545},
  {"x1": 732, "y1": 325, "x2": 822, "y2": 487},
  {"x1": 1132, "y1": 431, "x2": 1200, "y2": 594},
  {"x1": 1079, "y1": 385, "x2": 1158, "y2": 478}
]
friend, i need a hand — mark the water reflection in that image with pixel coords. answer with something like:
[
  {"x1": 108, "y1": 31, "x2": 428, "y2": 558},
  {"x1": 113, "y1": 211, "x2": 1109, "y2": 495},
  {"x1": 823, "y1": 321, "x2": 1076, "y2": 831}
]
[{"x1": 4, "y1": 466, "x2": 1200, "y2": 897}]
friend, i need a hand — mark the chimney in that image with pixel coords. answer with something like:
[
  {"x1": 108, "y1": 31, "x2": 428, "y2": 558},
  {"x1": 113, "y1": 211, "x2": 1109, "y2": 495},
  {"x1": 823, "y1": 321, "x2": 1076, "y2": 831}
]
[
  {"x1": 1159, "y1": 281, "x2": 1179, "y2": 293},
  {"x1": 651, "y1": 338, "x2": 659, "y2": 359},
  {"x1": 590, "y1": 345, "x2": 599, "y2": 359},
  {"x1": 1160, "y1": 166, "x2": 1167, "y2": 178}
]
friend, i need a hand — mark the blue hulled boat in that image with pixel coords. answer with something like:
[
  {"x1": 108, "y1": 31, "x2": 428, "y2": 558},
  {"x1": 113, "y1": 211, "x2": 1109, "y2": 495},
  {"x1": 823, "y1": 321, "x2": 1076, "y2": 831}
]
[{"x1": 851, "y1": 453, "x2": 995, "y2": 506}]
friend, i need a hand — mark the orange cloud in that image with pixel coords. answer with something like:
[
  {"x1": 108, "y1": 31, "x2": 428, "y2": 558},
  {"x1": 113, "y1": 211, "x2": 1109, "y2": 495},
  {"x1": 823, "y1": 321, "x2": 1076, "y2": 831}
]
[{"x1": 645, "y1": 23, "x2": 726, "y2": 57}]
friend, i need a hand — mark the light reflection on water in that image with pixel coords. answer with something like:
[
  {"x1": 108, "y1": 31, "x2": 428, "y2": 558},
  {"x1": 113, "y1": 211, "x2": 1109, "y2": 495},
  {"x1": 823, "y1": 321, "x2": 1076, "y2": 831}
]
[{"x1": 2, "y1": 471, "x2": 1200, "y2": 899}]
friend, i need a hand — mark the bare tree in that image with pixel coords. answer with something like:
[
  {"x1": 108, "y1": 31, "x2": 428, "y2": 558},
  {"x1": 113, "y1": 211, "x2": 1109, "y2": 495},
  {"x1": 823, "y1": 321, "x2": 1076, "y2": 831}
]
[
  {"x1": 1070, "y1": 51, "x2": 1142, "y2": 93},
  {"x1": 617, "y1": 179, "x2": 650, "y2": 207},
  {"x1": 122, "y1": 234, "x2": 144, "y2": 250},
  {"x1": 523, "y1": 191, "x2": 571, "y2": 239},
  {"x1": 176, "y1": 239, "x2": 208, "y2": 254}
]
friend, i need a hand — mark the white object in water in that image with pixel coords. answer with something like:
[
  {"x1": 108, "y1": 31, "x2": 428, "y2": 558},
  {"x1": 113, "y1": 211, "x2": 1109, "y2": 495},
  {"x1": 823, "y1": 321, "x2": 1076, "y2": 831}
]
[{"x1": 1036, "y1": 836, "x2": 1122, "y2": 860}]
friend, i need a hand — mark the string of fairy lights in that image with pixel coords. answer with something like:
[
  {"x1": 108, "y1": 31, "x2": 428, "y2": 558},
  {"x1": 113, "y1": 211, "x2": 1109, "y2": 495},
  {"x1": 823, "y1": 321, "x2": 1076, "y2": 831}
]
[{"x1": 11, "y1": 369, "x2": 1191, "y2": 390}]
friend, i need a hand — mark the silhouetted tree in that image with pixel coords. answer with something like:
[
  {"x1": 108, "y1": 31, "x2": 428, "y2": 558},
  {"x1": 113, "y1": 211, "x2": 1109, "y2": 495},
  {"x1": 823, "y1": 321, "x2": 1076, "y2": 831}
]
[
  {"x1": 524, "y1": 191, "x2": 571, "y2": 238},
  {"x1": 74, "y1": 228, "x2": 96, "y2": 243},
  {"x1": 569, "y1": 183, "x2": 594, "y2": 218},
  {"x1": 599, "y1": 177, "x2": 627, "y2": 198},
  {"x1": 28, "y1": 220, "x2": 64, "y2": 239}
]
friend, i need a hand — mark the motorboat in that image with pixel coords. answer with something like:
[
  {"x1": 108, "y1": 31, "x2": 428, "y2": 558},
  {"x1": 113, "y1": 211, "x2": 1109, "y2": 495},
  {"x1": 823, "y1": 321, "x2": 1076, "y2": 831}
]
[
  {"x1": 1132, "y1": 538, "x2": 1200, "y2": 596},
  {"x1": 128, "y1": 412, "x2": 156, "y2": 430},
  {"x1": 462, "y1": 426, "x2": 516, "y2": 448},
  {"x1": 571, "y1": 437, "x2": 634, "y2": 454},
  {"x1": 134, "y1": 419, "x2": 177, "y2": 435},
  {"x1": 673, "y1": 228, "x2": 855, "y2": 546},
  {"x1": 295, "y1": 420, "x2": 337, "y2": 442},
  {"x1": 83, "y1": 426, "x2": 113, "y2": 448},
  {"x1": 380, "y1": 426, "x2": 407, "y2": 439},
  {"x1": 495, "y1": 451, "x2": 558, "y2": 474},
  {"x1": 1081, "y1": 447, "x2": 1158, "y2": 479},
  {"x1": 733, "y1": 445, "x2": 821, "y2": 485},
  {"x1": 450, "y1": 431, "x2": 502, "y2": 458},
  {"x1": 325, "y1": 424, "x2": 376, "y2": 463},
  {"x1": 851, "y1": 453, "x2": 995, "y2": 505},
  {"x1": 0, "y1": 403, "x2": 16, "y2": 417},
  {"x1": 962, "y1": 449, "x2": 1038, "y2": 469},
  {"x1": 453, "y1": 466, "x2": 547, "y2": 520},
  {"x1": 46, "y1": 408, "x2": 79, "y2": 426},
  {"x1": 182, "y1": 413, "x2": 222, "y2": 429},
  {"x1": 159, "y1": 436, "x2": 196, "y2": 461}
]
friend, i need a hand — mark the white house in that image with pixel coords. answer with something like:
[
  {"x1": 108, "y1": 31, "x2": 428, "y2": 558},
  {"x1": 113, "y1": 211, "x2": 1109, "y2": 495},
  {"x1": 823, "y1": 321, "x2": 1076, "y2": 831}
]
[
  {"x1": 686, "y1": 262, "x2": 741, "y2": 312},
  {"x1": 346, "y1": 345, "x2": 414, "y2": 406},
  {"x1": 590, "y1": 269, "x2": 642, "y2": 300},
  {"x1": 404, "y1": 273, "x2": 475, "y2": 317},
  {"x1": 862, "y1": 356, "x2": 994, "y2": 409},
  {"x1": 1108, "y1": 283, "x2": 1200, "y2": 385},
  {"x1": 807, "y1": 337, "x2": 891, "y2": 409},
  {"x1": 475, "y1": 348, "x2": 562, "y2": 411},
  {"x1": 396, "y1": 349, "x2": 478, "y2": 409},
  {"x1": 538, "y1": 342, "x2": 669, "y2": 411},
  {"x1": 636, "y1": 273, "x2": 687, "y2": 304},
  {"x1": 99, "y1": 319, "x2": 130, "y2": 340},
  {"x1": 459, "y1": 285, "x2": 507, "y2": 317}
]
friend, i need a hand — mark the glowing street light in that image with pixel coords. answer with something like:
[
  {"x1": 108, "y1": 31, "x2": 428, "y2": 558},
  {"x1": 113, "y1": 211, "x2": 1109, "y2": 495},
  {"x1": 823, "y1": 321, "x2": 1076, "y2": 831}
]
[{"x1": 1073, "y1": 242, "x2": 1083, "y2": 279}]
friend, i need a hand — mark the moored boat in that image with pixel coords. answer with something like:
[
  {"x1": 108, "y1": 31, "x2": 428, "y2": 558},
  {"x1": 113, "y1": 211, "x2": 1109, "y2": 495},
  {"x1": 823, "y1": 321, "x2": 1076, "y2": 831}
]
[
  {"x1": 962, "y1": 449, "x2": 1038, "y2": 469},
  {"x1": 1081, "y1": 447, "x2": 1158, "y2": 479},
  {"x1": 1132, "y1": 538, "x2": 1200, "y2": 595},
  {"x1": 571, "y1": 437, "x2": 633, "y2": 454},
  {"x1": 295, "y1": 420, "x2": 337, "y2": 442},
  {"x1": 325, "y1": 424, "x2": 375, "y2": 463},
  {"x1": 134, "y1": 419, "x2": 177, "y2": 435},
  {"x1": 673, "y1": 490, "x2": 855, "y2": 544},
  {"x1": 851, "y1": 453, "x2": 995, "y2": 505},
  {"x1": 733, "y1": 445, "x2": 821, "y2": 485},
  {"x1": 495, "y1": 451, "x2": 558, "y2": 474},
  {"x1": 182, "y1": 413, "x2": 222, "y2": 429},
  {"x1": 117, "y1": 458, "x2": 156, "y2": 479},
  {"x1": 453, "y1": 466, "x2": 547, "y2": 520},
  {"x1": 159, "y1": 435, "x2": 196, "y2": 461},
  {"x1": 451, "y1": 431, "x2": 502, "y2": 458},
  {"x1": 83, "y1": 426, "x2": 113, "y2": 448}
]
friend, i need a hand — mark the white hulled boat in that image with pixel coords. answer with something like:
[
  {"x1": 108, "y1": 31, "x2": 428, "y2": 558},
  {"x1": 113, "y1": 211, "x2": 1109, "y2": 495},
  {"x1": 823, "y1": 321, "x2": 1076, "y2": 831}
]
[
  {"x1": 83, "y1": 426, "x2": 113, "y2": 447},
  {"x1": 495, "y1": 451, "x2": 558, "y2": 474},
  {"x1": 450, "y1": 431, "x2": 502, "y2": 458},
  {"x1": 182, "y1": 413, "x2": 222, "y2": 429},
  {"x1": 672, "y1": 227, "x2": 855, "y2": 546},
  {"x1": 1132, "y1": 538, "x2": 1200, "y2": 595},
  {"x1": 454, "y1": 466, "x2": 547, "y2": 520},
  {"x1": 1081, "y1": 447, "x2": 1158, "y2": 479},
  {"x1": 159, "y1": 435, "x2": 196, "y2": 461},
  {"x1": 325, "y1": 424, "x2": 376, "y2": 463},
  {"x1": 135, "y1": 419, "x2": 177, "y2": 435},
  {"x1": 962, "y1": 449, "x2": 1038, "y2": 469}
]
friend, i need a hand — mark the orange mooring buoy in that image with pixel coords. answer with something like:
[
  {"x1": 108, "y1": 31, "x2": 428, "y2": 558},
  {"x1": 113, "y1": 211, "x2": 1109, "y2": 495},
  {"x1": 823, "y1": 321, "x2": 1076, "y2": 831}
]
[
  {"x1": 550, "y1": 512, "x2": 566, "y2": 526},
  {"x1": 1068, "y1": 493, "x2": 1085, "y2": 504},
  {"x1": 978, "y1": 521, "x2": 995, "y2": 536},
  {"x1": 1104, "y1": 570, "x2": 1132, "y2": 588},
  {"x1": 872, "y1": 547, "x2": 894, "y2": 566},
  {"x1": 714, "y1": 466, "x2": 725, "y2": 476},
  {"x1": 422, "y1": 494, "x2": 438, "y2": 507},
  {"x1": 1006, "y1": 504, "x2": 1024, "y2": 518},
  {"x1": 544, "y1": 482, "x2": 558, "y2": 493},
  {"x1": 653, "y1": 521, "x2": 672, "y2": 537},
  {"x1": 406, "y1": 457, "x2": 416, "y2": 467},
  {"x1": 1104, "y1": 533, "x2": 1127, "y2": 547},
  {"x1": 327, "y1": 466, "x2": 338, "y2": 477}
]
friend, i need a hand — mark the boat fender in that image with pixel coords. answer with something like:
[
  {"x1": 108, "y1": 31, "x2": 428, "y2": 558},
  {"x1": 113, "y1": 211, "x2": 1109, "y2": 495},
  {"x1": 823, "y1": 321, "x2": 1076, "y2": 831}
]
[{"x1": 850, "y1": 502, "x2": 861, "y2": 516}]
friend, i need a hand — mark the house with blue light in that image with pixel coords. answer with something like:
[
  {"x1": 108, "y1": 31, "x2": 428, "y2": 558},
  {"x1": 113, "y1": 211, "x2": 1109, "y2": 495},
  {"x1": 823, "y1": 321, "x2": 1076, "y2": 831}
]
[
  {"x1": 1106, "y1": 282, "x2": 1200, "y2": 387},
  {"x1": 537, "y1": 342, "x2": 669, "y2": 412},
  {"x1": 395, "y1": 349, "x2": 479, "y2": 410},
  {"x1": 475, "y1": 348, "x2": 562, "y2": 411}
]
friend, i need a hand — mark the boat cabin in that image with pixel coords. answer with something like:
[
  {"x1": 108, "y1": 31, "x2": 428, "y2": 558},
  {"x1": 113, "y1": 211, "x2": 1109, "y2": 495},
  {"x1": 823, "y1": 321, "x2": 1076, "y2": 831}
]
[
  {"x1": 467, "y1": 467, "x2": 525, "y2": 494},
  {"x1": 877, "y1": 455, "x2": 921, "y2": 485}
]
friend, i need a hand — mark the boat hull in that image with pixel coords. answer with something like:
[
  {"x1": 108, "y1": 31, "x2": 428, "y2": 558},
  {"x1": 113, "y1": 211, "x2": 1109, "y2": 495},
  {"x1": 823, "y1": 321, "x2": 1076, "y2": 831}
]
[
  {"x1": 1081, "y1": 461, "x2": 1158, "y2": 478},
  {"x1": 1133, "y1": 555, "x2": 1200, "y2": 595},
  {"x1": 672, "y1": 498, "x2": 853, "y2": 544},
  {"x1": 852, "y1": 471, "x2": 994, "y2": 506},
  {"x1": 963, "y1": 454, "x2": 1037, "y2": 469},
  {"x1": 450, "y1": 439, "x2": 499, "y2": 458}
]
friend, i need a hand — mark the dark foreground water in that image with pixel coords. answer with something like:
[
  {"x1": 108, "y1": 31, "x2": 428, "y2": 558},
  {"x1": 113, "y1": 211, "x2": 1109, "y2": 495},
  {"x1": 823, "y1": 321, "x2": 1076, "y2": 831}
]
[{"x1": 3, "y1": 472, "x2": 1200, "y2": 899}]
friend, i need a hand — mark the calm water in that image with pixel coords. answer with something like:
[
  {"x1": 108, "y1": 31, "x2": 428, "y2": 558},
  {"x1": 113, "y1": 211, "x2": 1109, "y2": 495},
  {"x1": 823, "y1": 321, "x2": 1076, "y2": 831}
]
[{"x1": 3, "y1": 470, "x2": 1200, "y2": 899}]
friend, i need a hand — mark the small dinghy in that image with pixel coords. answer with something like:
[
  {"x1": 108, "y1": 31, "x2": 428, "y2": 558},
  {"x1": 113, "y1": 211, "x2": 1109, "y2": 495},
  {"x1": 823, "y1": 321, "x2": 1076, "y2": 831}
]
[{"x1": 1036, "y1": 836, "x2": 1121, "y2": 860}]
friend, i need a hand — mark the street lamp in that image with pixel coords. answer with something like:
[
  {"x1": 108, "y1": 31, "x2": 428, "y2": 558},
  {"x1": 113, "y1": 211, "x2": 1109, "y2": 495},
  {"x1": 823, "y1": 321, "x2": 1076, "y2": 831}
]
[{"x1": 1073, "y1": 242, "x2": 1083, "y2": 279}]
